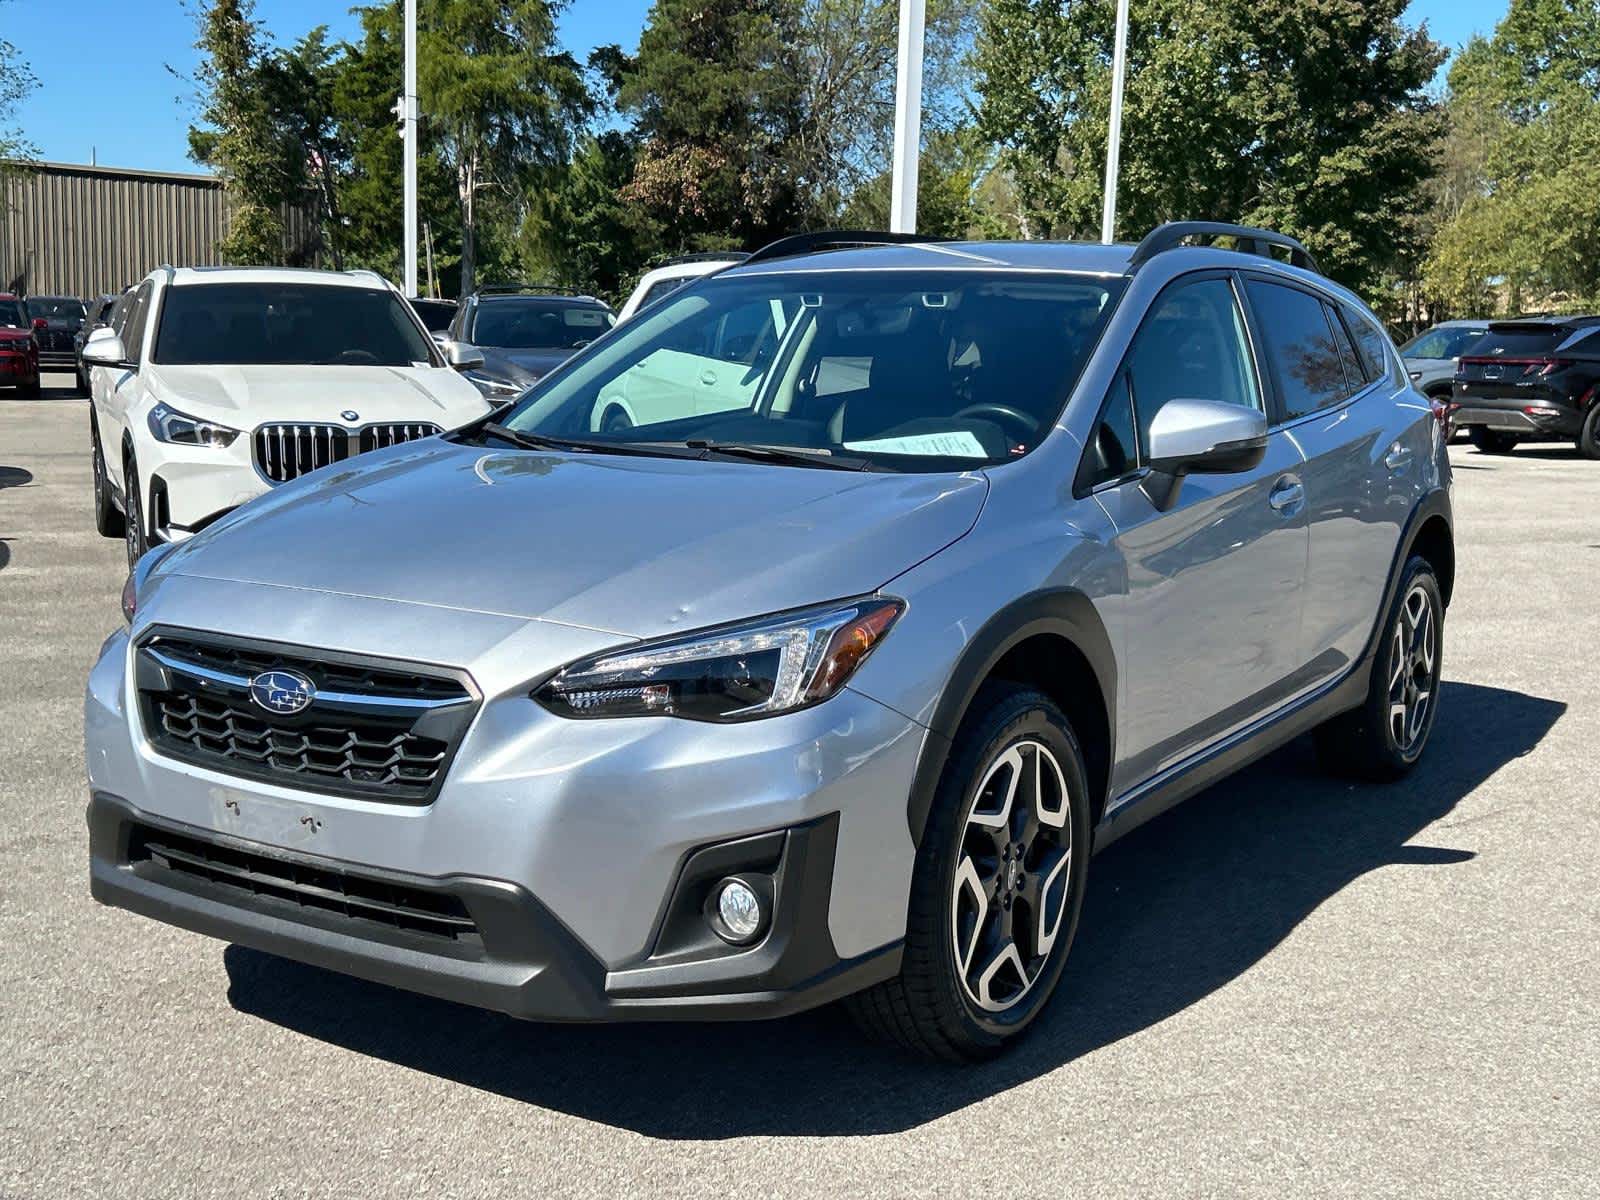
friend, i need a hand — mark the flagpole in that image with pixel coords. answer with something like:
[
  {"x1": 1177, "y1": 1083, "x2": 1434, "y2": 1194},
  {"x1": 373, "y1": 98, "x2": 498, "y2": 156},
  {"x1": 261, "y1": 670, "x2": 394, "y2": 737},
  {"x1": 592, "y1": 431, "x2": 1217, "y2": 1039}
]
[
  {"x1": 889, "y1": 0, "x2": 925, "y2": 235},
  {"x1": 1100, "y1": 0, "x2": 1130, "y2": 244}
]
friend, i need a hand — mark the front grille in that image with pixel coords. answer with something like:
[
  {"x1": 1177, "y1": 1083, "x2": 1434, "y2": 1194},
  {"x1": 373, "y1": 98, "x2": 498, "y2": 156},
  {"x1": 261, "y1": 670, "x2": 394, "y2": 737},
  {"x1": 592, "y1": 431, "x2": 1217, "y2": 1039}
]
[
  {"x1": 253, "y1": 421, "x2": 441, "y2": 484},
  {"x1": 128, "y1": 823, "x2": 481, "y2": 945},
  {"x1": 135, "y1": 632, "x2": 478, "y2": 804}
]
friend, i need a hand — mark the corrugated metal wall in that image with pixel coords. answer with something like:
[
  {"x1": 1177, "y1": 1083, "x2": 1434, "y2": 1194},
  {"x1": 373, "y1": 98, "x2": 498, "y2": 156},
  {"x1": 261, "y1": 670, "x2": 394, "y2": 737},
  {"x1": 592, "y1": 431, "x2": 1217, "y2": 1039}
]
[{"x1": 0, "y1": 161, "x2": 324, "y2": 298}]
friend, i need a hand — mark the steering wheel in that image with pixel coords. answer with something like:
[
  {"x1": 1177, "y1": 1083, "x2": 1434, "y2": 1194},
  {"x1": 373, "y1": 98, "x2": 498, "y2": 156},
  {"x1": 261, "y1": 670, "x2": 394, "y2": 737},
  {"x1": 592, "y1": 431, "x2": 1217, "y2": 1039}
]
[{"x1": 953, "y1": 402, "x2": 1040, "y2": 441}]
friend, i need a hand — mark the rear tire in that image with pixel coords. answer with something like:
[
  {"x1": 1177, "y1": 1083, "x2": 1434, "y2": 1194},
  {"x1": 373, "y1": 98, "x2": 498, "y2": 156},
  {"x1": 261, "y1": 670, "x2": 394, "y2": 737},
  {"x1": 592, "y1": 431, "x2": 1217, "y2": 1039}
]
[
  {"x1": 847, "y1": 683, "x2": 1092, "y2": 1061},
  {"x1": 74, "y1": 366, "x2": 90, "y2": 397},
  {"x1": 1577, "y1": 406, "x2": 1600, "y2": 461},
  {"x1": 1315, "y1": 555, "x2": 1443, "y2": 780},
  {"x1": 92, "y1": 418, "x2": 124, "y2": 538},
  {"x1": 1470, "y1": 427, "x2": 1518, "y2": 454},
  {"x1": 17, "y1": 375, "x2": 40, "y2": 398}
]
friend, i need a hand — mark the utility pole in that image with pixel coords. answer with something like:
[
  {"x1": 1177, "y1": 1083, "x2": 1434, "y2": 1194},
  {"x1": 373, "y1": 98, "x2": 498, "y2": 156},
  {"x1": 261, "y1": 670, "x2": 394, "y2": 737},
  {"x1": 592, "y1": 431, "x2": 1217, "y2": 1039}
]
[
  {"x1": 402, "y1": 0, "x2": 419, "y2": 296},
  {"x1": 1100, "y1": 0, "x2": 1130, "y2": 244},
  {"x1": 889, "y1": 0, "x2": 925, "y2": 235}
]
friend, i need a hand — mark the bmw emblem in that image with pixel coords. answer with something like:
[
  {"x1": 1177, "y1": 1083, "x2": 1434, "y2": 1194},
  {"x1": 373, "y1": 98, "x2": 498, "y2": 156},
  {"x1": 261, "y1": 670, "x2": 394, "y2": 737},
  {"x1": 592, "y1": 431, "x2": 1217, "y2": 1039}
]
[
  {"x1": 341, "y1": 410, "x2": 360, "y2": 422},
  {"x1": 248, "y1": 669, "x2": 316, "y2": 715}
]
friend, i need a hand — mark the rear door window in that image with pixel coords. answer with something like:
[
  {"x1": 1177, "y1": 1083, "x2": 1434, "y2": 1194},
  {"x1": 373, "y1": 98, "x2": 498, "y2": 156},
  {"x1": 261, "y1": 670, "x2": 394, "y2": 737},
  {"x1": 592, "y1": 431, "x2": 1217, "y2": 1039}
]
[{"x1": 1245, "y1": 279, "x2": 1347, "y2": 421}]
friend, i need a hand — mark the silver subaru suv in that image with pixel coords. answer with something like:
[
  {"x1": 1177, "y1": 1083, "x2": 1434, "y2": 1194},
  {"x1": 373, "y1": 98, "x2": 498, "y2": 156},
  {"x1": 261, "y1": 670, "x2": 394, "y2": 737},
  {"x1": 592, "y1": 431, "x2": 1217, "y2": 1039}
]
[{"x1": 87, "y1": 224, "x2": 1454, "y2": 1061}]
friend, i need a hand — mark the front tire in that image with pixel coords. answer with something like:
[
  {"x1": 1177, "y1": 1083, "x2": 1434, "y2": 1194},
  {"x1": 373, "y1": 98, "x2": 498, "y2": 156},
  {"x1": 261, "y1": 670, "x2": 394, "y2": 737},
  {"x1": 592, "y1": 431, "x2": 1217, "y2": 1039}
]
[
  {"x1": 92, "y1": 418, "x2": 124, "y2": 538},
  {"x1": 848, "y1": 683, "x2": 1092, "y2": 1061},
  {"x1": 1315, "y1": 555, "x2": 1443, "y2": 780},
  {"x1": 123, "y1": 446, "x2": 148, "y2": 570},
  {"x1": 1470, "y1": 427, "x2": 1518, "y2": 454}
]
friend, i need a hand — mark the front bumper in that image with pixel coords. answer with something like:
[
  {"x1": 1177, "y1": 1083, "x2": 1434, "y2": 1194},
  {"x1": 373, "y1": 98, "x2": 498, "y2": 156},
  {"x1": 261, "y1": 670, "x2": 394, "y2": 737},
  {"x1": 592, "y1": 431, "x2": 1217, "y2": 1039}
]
[{"x1": 85, "y1": 610, "x2": 922, "y2": 1020}]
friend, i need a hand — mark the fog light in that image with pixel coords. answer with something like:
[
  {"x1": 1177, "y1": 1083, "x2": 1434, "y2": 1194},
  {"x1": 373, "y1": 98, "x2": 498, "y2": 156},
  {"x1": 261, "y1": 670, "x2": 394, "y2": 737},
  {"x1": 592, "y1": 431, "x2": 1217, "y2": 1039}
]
[{"x1": 714, "y1": 877, "x2": 764, "y2": 943}]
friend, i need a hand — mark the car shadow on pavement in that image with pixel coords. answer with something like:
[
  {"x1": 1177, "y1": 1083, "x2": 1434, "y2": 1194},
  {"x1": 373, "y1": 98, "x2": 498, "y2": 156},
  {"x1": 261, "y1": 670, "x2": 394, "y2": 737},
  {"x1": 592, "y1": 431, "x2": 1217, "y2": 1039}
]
[
  {"x1": 225, "y1": 680, "x2": 1564, "y2": 1138},
  {"x1": 0, "y1": 466, "x2": 34, "y2": 490}
]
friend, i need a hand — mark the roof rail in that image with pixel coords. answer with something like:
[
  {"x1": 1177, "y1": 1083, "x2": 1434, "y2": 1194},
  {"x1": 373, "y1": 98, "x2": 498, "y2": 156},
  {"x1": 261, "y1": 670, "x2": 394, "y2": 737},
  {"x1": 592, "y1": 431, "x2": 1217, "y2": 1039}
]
[
  {"x1": 659, "y1": 250, "x2": 751, "y2": 268},
  {"x1": 1130, "y1": 222, "x2": 1321, "y2": 274},
  {"x1": 742, "y1": 229, "x2": 952, "y2": 267},
  {"x1": 473, "y1": 282, "x2": 591, "y2": 298}
]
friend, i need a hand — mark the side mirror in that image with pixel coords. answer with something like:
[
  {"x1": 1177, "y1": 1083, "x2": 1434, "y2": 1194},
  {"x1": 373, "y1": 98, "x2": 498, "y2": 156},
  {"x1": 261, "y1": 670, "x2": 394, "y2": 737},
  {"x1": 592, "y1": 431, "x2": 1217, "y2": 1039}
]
[
  {"x1": 82, "y1": 327, "x2": 129, "y2": 368},
  {"x1": 442, "y1": 340, "x2": 485, "y2": 371},
  {"x1": 1141, "y1": 398, "x2": 1269, "y2": 511},
  {"x1": 31, "y1": 316, "x2": 47, "y2": 332}
]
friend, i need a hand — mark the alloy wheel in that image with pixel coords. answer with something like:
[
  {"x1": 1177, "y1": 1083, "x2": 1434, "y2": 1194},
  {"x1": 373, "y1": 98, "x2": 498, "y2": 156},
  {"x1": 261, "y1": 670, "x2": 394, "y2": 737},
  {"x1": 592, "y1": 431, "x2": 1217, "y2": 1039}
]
[
  {"x1": 949, "y1": 739, "x2": 1073, "y2": 1014},
  {"x1": 124, "y1": 461, "x2": 144, "y2": 570},
  {"x1": 1388, "y1": 583, "x2": 1437, "y2": 753}
]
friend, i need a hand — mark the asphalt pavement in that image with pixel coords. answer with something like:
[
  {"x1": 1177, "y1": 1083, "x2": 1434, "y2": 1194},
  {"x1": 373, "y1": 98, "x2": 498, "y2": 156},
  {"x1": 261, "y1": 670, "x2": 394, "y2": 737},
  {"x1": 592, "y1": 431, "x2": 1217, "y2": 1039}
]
[{"x1": 1, "y1": 377, "x2": 1595, "y2": 1198}]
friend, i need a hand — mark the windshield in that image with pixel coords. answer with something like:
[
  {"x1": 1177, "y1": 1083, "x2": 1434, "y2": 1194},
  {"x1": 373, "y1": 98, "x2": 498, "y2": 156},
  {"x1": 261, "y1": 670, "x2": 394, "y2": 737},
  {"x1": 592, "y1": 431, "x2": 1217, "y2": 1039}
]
[
  {"x1": 26, "y1": 297, "x2": 86, "y2": 320},
  {"x1": 471, "y1": 300, "x2": 615, "y2": 349},
  {"x1": 1401, "y1": 326, "x2": 1487, "y2": 360},
  {"x1": 152, "y1": 282, "x2": 436, "y2": 367},
  {"x1": 0, "y1": 300, "x2": 25, "y2": 328},
  {"x1": 496, "y1": 269, "x2": 1125, "y2": 471}
]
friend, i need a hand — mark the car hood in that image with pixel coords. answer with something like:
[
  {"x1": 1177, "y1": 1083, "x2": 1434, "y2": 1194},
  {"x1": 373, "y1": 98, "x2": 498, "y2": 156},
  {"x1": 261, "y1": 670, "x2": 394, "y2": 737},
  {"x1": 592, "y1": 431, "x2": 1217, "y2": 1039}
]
[
  {"x1": 0, "y1": 328, "x2": 31, "y2": 345},
  {"x1": 150, "y1": 364, "x2": 490, "y2": 429},
  {"x1": 162, "y1": 439, "x2": 989, "y2": 639},
  {"x1": 478, "y1": 346, "x2": 577, "y2": 383}
]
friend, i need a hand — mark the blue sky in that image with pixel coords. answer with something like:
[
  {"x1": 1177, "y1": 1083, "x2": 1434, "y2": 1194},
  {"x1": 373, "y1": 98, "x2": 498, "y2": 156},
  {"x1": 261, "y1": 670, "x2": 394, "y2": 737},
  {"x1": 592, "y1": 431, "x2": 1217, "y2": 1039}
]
[{"x1": 6, "y1": 0, "x2": 1508, "y2": 175}]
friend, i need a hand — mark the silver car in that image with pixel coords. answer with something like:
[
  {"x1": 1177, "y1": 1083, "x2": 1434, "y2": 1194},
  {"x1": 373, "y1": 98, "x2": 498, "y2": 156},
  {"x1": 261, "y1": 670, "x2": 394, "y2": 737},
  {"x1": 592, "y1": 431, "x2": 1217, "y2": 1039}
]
[
  {"x1": 87, "y1": 223, "x2": 1454, "y2": 1061},
  {"x1": 1400, "y1": 319, "x2": 1491, "y2": 401}
]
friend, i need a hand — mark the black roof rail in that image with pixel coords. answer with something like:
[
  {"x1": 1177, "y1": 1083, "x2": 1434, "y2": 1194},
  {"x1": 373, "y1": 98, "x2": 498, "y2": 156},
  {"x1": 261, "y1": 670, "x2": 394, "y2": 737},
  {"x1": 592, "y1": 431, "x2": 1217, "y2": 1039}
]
[
  {"x1": 658, "y1": 251, "x2": 750, "y2": 268},
  {"x1": 742, "y1": 229, "x2": 952, "y2": 267},
  {"x1": 473, "y1": 282, "x2": 593, "y2": 298},
  {"x1": 1130, "y1": 222, "x2": 1321, "y2": 274}
]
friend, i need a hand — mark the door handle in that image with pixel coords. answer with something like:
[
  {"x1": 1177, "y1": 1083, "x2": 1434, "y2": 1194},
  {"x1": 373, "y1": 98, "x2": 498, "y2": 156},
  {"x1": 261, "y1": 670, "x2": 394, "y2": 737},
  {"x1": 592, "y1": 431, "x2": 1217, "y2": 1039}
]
[
  {"x1": 1268, "y1": 477, "x2": 1305, "y2": 514},
  {"x1": 700, "y1": 369, "x2": 718, "y2": 386},
  {"x1": 1384, "y1": 443, "x2": 1413, "y2": 472}
]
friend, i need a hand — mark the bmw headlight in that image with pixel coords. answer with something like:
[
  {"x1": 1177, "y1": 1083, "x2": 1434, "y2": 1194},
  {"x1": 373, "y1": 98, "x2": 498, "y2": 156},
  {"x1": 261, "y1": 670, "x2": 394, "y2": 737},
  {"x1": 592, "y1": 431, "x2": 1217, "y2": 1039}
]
[
  {"x1": 535, "y1": 597, "x2": 904, "y2": 722},
  {"x1": 464, "y1": 372, "x2": 528, "y2": 399},
  {"x1": 147, "y1": 402, "x2": 240, "y2": 448}
]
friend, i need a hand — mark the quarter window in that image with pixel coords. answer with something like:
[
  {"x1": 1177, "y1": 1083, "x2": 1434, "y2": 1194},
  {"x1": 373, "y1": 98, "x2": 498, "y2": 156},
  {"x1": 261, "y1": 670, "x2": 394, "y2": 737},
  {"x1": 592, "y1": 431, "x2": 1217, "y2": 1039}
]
[
  {"x1": 1245, "y1": 280, "x2": 1347, "y2": 420},
  {"x1": 1326, "y1": 302, "x2": 1366, "y2": 391},
  {"x1": 1347, "y1": 305, "x2": 1399, "y2": 382}
]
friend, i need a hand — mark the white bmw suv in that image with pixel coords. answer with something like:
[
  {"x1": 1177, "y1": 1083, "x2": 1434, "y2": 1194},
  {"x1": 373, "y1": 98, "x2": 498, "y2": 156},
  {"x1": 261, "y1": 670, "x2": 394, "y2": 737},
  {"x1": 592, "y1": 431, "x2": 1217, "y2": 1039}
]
[{"x1": 83, "y1": 267, "x2": 491, "y2": 568}]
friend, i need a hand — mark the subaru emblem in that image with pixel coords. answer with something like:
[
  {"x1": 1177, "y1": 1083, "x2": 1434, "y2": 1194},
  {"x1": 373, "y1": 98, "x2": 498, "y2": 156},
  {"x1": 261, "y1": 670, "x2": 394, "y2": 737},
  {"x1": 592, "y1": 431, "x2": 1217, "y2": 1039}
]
[
  {"x1": 341, "y1": 410, "x2": 360, "y2": 422},
  {"x1": 248, "y1": 669, "x2": 315, "y2": 715}
]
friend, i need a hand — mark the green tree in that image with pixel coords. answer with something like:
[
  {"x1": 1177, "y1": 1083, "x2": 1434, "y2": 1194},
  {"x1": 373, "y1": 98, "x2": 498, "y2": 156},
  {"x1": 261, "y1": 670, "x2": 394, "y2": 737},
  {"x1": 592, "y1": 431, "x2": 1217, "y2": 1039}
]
[
  {"x1": 615, "y1": 0, "x2": 805, "y2": 247},
  {"x1": 975, "y1": 0, "x2": 1444, "y2": 294},
  {"x1": 0, "y1": 0, "x2": 36, "y2": 167},
  {"x1": 1426, "y1": 1, "x2": 1600, "y2": 311},
  {"x1": 188, "y1": 0, "x2": 297, "y2": 263},
  {"x1": 418, "y1": 0, "x2": 589, "y2": 296}
]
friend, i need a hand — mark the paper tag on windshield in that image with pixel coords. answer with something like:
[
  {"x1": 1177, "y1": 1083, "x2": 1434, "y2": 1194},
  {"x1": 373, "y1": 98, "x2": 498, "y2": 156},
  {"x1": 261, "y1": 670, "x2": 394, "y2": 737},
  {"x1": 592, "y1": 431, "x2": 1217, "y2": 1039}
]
[{"x1": 844, "y1": 431, "x2": 989, "y2": 457}]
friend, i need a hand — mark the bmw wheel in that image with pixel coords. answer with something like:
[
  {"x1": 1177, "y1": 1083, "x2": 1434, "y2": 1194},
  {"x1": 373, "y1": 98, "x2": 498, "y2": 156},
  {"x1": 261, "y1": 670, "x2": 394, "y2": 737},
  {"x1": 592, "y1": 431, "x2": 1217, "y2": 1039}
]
[
  {"x1": 1315, "y1": 555, "x2": 1444, "y2": 779},
  {"x1": 91, "y1": 418, "x2": 124, "y2": 538},
  {"x1": 848, "y1": 683, "x2": 1091, "y2": 1061},
  {"x1": 123, "y1": 447, "x2": 148, "y2": 571}
]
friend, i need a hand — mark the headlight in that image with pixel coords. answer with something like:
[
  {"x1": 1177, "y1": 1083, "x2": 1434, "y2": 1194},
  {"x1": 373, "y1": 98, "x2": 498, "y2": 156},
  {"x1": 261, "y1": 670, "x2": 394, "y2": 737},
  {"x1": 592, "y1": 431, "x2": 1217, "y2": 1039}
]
[
  {"x1": 147, "y1": 402, "x2": 240, "y2": 447},
  {"x1": 535, "y1": 597, "x2": 904, "y2": 722},
  {"x1": 464, "y1": 372, "x2": 527, "y2": 398}
]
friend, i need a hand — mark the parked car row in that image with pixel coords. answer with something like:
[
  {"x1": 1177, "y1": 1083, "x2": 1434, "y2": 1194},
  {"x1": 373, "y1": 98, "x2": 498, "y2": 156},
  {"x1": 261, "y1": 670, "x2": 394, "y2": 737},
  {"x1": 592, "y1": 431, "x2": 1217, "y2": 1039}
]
[
  {"x1": 1402, "y1": 314, "x2": 1600, "y2": 459},
  {"x1": 86, "y1": 223, "x2": 1456, "y2": 1061}
]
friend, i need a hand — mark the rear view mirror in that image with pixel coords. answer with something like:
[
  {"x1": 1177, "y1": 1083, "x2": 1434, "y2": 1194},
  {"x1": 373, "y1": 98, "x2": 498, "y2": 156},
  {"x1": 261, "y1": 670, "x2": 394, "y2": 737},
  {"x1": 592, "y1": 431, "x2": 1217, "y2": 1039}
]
[
  {"x1": 1141, "y1": 398, "x2": 1269, "y2": 510},
  {"x1": 82, "y1": 327, "x2": 129, "y2": 368},
  {"x1": 442, "y1": 340, "x2": 485, "y2": 371}
]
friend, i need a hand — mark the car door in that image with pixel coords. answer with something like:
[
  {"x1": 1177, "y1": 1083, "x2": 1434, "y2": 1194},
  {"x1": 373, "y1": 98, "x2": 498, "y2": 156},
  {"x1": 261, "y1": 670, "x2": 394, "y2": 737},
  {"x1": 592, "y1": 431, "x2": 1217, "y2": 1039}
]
[
  {"x1": 96, "y1": 282, "x2": 152, "y2": 493},
  {"x1": 1242, "y1": 276, "x2": 1423, "y2": 679},
  {"x1": 1083, "y1": 272, "x2": 1311, "y2": 793}
]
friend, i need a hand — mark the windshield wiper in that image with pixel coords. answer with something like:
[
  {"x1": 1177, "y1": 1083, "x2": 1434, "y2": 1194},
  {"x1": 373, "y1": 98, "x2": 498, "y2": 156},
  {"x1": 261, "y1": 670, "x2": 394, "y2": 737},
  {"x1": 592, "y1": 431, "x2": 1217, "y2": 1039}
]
[
  {"x1": 479, "y1": 422, "x2": 699, "y2": 460},
  {"x1": 682, "y1": 440, "x2": 884, "y2": 472}
]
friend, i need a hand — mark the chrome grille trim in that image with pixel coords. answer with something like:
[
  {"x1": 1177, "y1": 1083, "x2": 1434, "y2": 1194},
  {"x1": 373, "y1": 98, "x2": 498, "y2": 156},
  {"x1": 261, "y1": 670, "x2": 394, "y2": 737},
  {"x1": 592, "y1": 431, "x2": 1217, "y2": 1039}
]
[{"x1": 253, "y1": 421, "x2": 442, "y2": 484}]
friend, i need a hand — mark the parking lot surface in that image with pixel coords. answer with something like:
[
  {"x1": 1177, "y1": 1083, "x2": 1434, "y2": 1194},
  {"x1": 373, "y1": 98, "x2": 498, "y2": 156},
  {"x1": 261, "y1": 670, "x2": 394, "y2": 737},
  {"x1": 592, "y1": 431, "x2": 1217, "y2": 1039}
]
[{"x1": 2, "y1": 380, "x2": 1596, "y2": 1198}]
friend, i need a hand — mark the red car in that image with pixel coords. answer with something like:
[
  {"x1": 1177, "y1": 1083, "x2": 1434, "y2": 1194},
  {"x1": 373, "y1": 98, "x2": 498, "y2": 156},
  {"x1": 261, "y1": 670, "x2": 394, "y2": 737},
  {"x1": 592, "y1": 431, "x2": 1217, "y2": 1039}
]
[{"x1": 0, "y1": 293, "x2": 42, "y2": 397}]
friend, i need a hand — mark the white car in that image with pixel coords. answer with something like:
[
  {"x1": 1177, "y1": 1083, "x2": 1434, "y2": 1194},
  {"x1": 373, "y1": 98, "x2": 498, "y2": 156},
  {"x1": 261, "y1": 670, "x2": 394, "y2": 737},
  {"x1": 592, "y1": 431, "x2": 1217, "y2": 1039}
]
[
  {"x1": 83, "y1": 266, "x2": 491, "y2": 569},
  {"x1": 616, "y1": 252, "x2": 748, "y2": 322}
]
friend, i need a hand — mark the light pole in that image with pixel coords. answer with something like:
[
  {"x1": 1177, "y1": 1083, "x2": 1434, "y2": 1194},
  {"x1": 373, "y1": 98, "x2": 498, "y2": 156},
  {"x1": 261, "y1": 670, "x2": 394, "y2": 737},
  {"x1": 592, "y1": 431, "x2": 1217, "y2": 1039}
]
[
  {"x1": 402, "y1": 0, "x2": 419, "y2": 295},
  {"x1": 889, "y1": 0, "x2": 925, "y2": 235},
  {"x1": 1100, "y1": 0, "x2": 1130, "y2": 244}
]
